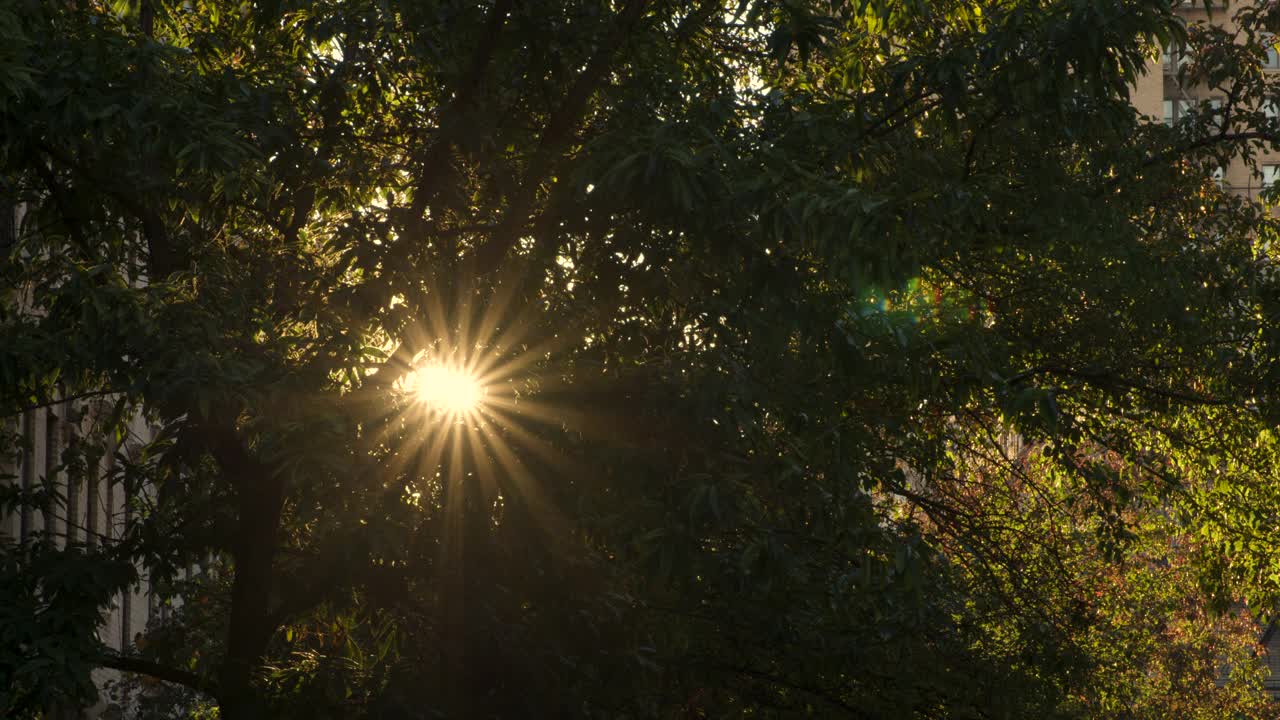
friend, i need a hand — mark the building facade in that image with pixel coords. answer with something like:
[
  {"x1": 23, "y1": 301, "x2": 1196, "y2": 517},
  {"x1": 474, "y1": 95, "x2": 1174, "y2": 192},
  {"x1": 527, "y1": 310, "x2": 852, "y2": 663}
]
[
  {"x1": 1, "y1": 202, "x2": 164, "y2": 717},
  {"x1": 1135, "y1": 0, "x2": 1280, "y2": 698},
  {"x1": 1133, "y1": 1, "x2": 1280, "y2": 199}
]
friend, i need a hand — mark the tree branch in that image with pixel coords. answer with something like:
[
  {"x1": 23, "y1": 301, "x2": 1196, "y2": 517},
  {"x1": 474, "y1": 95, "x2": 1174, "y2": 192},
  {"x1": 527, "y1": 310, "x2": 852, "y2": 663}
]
[
  {"x1": 1100, "y1": 128, "x2": 1280, "y2": 196},
  {"x1": 35, "y1": 141, "x2": 181, "y2": 277},
  {"x1": 470, "y1": 0, "x2": 650, "y2": 275},
  {"x1": 406, "y1": 0, "x2": 516, "y2": 227},
  {"x1": 97, "y1": 653, "x2": 217, "y2": 698},
  {"x1": 31, "y1": 160, "x2": 88, "y2": 250},
  {"x1": 2, "y1": 389, "x2": 120, "y2": 418}
]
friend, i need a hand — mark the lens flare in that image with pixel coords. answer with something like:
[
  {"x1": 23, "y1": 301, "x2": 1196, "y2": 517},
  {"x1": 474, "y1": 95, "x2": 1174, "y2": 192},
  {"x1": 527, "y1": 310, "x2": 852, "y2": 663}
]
[{"x1": 403, "y1": 364, "x2": 484, "y2": 416}]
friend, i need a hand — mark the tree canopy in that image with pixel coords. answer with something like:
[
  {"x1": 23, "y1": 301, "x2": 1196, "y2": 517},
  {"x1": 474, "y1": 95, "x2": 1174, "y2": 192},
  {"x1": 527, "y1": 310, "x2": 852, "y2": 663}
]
[{"x1": 4, "y1": 0, "x2": 1280, "y2": 718}]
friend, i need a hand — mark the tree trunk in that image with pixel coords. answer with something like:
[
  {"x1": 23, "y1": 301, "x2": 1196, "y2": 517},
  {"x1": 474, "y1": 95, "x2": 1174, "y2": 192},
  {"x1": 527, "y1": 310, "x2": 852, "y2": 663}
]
[{"x1": 218, "y1": 473, "x2": 285, "y2": 720}]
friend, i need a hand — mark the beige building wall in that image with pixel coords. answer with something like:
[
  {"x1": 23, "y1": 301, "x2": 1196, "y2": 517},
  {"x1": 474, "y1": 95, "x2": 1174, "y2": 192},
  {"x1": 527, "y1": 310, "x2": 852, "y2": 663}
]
[
  {"x1": 0, "y1": 400, "x2": 159, "y2": 719},
  {"x1": 1, "y1": 202, "x2": 159, "y2": 718},
  {"x1": 1138, "y1": 1, "x2": 1279, "y2": 199},
  {"x1": 1138, "y1": 3, "x2": 1280, "y2": 699},
  {"x1": 0, "y1": 401, "x2": 155, "y2": 638}
]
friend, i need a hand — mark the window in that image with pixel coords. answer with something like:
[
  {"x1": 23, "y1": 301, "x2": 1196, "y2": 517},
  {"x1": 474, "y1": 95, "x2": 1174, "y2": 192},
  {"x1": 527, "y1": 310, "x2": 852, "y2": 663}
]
[
  {"x1": 1209, "y1": 98, "x2": 1224, "y2": 127},
  {"x1": 1265, "y1": 39, "x2": 1280, "y2": 70},
  {"x1": 1256, "y1": 164, "x2": 1280, "y2": 200},
  {"x1": 1263, "y1": 164, "x2": 1280, "y2": 189},
  {"x1": 1162, "y1": 98, "x2": 1224, "y2": 128},
  {"x1": 1163, "y1": 99, "x2": 1191, "y2": 126},
  {"x1": 1162, "y1": 43, "x2": 1189, "y2": 73},
  {"x1": 1212, "y1": 166, "x2": 1225, "y2": 188},
  {"x1": 1265, "y1": 100, "x2": 1280, "y2": 120}
]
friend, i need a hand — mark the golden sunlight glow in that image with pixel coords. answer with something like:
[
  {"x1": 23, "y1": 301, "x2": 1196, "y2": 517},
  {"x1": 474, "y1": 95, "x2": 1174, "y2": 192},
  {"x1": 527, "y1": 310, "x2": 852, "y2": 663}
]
[
  {"x1": 375, "y1": 277, "x2": 587, "y2": 557},
  {"x1": 403, "y1": 364, "x2": 485, "y2": 416}
]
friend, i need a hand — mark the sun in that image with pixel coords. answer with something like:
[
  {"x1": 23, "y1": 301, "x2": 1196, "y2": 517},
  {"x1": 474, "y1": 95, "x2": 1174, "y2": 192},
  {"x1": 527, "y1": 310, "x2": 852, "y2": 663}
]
[{"x1": 402, "y1": 363, "x2": 485, "y2": 416}]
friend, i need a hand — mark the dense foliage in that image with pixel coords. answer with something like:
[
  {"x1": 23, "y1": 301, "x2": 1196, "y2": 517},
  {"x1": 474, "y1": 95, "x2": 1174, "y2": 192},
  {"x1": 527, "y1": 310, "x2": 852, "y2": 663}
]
[{"x1": 4, "y1": 0, "x2": 1280, "y2": 718}]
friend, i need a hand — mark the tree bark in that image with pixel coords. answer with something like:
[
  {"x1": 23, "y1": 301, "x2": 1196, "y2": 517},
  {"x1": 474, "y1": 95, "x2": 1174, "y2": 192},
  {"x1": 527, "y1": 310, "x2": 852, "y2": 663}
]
[
  {"x1": 203, "y1": 422, "x2": 286, "y2": 720},
  {"x1": 218, "y1": 471, "x2": 285, "y2": 720}
]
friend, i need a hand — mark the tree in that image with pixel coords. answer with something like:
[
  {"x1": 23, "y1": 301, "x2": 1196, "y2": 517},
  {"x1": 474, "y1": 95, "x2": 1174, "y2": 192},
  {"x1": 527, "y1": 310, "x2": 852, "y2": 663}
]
[{"x1": 3, "y1": 0, "x2": 1280, "y2": 718}]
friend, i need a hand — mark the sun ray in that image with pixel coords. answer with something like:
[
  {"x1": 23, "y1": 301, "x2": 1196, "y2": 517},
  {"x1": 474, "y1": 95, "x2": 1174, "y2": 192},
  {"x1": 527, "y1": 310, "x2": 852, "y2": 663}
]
[
  {"x1": 455, "y1": 305, "x2": 475, "y2": 371},
  {"x1": 478, "y1": 404, "x2": 589, "y2": 481},
  {"x1": 470, "y1": 276, "x2": 524, "y2": 368},
  {"x1": 438, "y1": 416, "x2": 470, "y2": 677},
  {"x1": 470, "y1": 323, "x2": 578, "y2": 388},
  {"x1": 483, "y1": 393, "x2": 593, "y2": 429},
  {"x1": 379, "y1": 295, "x2": 621, "y2": 583},
  {"x1": 412, "y1": 418, "x2": 453, "y2": 511},
  {"x1": 461, "y1": 419, "x2": 504, "y2": 522},
  {"x1": 472, "y1": 411, "x2": 572, "y2": 543}
]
